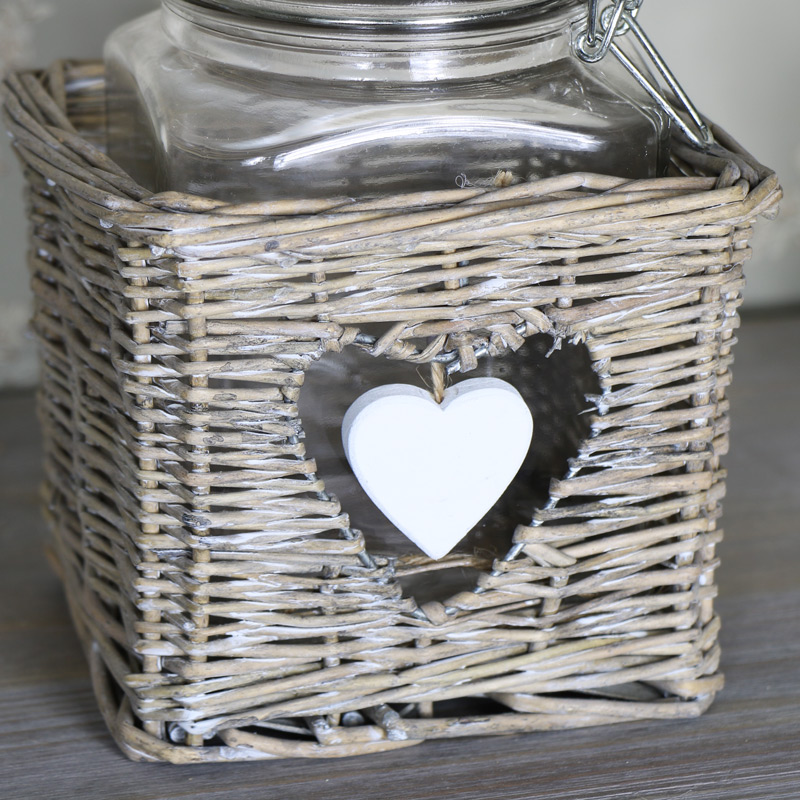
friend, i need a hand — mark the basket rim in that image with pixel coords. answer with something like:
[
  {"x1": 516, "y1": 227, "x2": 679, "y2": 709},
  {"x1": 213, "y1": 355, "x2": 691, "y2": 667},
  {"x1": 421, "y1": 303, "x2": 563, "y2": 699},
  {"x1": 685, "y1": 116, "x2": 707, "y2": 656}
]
[{"x1": 0, "y1": 61, "x2": 781, "y2": 226}]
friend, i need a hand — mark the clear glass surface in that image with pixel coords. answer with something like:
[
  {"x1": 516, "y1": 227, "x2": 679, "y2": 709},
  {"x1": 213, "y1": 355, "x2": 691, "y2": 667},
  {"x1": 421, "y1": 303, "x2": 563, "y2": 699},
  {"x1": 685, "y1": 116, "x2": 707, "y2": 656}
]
[{"x1": 105, "y1": 0, "x2": 669, "y2": 201}]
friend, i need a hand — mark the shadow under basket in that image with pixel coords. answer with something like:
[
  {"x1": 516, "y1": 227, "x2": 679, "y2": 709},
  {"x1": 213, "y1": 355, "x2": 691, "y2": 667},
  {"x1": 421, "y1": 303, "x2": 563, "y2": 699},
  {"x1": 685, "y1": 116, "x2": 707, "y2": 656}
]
[{"x1": 2, "y1": 61, "x2": 781, "y2": 763}]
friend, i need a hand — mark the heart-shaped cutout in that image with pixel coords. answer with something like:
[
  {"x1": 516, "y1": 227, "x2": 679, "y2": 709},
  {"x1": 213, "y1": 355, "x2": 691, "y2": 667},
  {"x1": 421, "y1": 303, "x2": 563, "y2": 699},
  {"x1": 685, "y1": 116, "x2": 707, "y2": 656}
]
[{"x1": 342, "y1": 378, "x2": 534, "y2": 560}]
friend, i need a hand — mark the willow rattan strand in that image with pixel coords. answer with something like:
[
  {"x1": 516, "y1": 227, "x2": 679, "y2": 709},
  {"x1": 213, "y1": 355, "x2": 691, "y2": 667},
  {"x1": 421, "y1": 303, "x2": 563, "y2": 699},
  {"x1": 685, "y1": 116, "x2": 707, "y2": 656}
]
[{"x1": 1, "y1": 61, "x2": 781, "y2": 763}]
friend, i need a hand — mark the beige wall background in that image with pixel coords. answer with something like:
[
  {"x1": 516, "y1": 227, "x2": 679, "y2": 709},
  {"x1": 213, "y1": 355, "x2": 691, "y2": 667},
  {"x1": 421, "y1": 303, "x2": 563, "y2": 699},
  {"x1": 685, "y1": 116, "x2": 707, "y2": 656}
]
[
  {"x1": 1, "y1": 0, "x2": 798, "y2": 387},
  {"x1": 0, "y1": 0, "x2": 159, "y2": 387}
]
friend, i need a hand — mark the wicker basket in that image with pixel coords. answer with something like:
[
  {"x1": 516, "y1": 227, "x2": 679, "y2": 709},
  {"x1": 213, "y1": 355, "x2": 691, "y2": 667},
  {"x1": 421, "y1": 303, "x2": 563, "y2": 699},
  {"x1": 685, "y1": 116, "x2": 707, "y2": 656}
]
[{"x1": 2, "y1": 61, "x2": 781, "y2": 763}]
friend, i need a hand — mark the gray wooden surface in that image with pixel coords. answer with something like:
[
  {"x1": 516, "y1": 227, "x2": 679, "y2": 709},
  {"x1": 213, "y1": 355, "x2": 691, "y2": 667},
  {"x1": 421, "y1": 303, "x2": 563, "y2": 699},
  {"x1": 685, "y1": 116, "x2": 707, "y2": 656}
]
[{"x1": 1, "y1": 313, "x2": 798, "y2": 800}]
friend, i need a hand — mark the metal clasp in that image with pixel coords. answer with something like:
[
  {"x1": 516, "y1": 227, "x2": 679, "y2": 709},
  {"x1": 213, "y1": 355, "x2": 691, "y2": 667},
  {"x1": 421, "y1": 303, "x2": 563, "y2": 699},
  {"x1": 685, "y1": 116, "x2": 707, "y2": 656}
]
[
  {"x1": 575, "y1": 0, "x2": 714, "y2": 151},
  {"x1": 576, "y1": 0, "x2": 642, "y2": 63}
]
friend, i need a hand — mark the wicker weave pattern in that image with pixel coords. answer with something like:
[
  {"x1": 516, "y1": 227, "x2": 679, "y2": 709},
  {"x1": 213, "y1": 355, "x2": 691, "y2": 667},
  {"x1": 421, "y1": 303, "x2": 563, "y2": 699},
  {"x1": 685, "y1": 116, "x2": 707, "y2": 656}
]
[{"x1": 2, "y1": 62, "x2": 781, "y2": 763}]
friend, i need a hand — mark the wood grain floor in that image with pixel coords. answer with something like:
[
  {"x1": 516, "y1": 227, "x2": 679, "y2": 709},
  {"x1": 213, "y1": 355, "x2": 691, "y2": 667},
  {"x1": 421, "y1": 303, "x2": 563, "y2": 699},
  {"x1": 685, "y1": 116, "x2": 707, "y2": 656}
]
[{"x1": 1, "y1": 313, "x2": 798, "y2": 800}]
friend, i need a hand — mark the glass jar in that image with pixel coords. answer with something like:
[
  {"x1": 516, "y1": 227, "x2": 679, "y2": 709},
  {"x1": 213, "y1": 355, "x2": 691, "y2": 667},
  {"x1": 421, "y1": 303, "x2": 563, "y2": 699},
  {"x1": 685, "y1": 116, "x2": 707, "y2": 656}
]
[
  {"x1": 103, "y1": 0, "x2": 672, "y2": 587},
  {"x1": 104, "y1": 0, "x2": 670, "y2": 202}
]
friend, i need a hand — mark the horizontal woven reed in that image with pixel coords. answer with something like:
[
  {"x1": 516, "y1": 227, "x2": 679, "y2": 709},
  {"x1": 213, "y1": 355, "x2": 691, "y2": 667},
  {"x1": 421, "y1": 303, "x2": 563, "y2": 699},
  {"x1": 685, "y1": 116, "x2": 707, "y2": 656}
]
[{"x1": 2, "y1": 61, "x2": 781, "y2": 763}]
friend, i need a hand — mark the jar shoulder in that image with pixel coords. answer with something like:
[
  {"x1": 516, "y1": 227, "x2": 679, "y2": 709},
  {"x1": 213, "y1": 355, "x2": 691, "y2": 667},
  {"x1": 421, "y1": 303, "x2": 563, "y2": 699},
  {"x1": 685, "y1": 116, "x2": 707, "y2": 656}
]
[
  {"x1": 105, "y1": 12, "x2": 171, "y2": 75},
  {"x1": 110, "y1": 40, "x2": 658, "y2": 146}
]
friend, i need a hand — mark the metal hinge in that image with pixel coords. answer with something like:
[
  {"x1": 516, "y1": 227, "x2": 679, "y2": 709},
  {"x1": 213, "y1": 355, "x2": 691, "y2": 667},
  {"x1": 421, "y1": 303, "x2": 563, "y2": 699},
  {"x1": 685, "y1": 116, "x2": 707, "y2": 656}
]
[{"x1": 575, "y1": 0, "x2": 715, "y2": 150}]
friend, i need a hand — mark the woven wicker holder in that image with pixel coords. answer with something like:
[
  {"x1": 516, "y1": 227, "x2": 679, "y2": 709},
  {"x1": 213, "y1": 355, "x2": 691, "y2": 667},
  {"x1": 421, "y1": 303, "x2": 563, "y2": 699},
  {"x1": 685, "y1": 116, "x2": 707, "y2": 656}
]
[{"x1": 2, "y1": 61, "x2": 782, "y2": 763}]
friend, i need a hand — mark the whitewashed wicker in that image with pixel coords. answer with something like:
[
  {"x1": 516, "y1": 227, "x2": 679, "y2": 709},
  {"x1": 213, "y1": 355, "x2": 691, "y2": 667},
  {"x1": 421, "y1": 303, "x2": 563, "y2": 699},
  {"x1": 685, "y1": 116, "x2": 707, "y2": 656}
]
[{"x1": 1, "y1": 61, "x2": 781, "y2": 763}]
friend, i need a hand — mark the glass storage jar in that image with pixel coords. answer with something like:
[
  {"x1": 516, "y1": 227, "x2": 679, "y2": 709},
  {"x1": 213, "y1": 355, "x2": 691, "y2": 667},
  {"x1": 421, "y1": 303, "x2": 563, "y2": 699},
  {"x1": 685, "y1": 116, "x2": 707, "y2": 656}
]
[
  {"x1": 104, "y1": 0, "x2": 670, "y2": 202},
  {"x1": 103, "y1": 0, "x2": 673, "y2": 584}
]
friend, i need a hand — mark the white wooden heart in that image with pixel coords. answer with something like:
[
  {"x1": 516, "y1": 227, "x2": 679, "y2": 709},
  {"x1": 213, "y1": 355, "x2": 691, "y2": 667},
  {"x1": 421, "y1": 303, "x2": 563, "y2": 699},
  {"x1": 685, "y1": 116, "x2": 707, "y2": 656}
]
[{"x1": 342, "y1": 378, "x2": 533, "y2": 560}]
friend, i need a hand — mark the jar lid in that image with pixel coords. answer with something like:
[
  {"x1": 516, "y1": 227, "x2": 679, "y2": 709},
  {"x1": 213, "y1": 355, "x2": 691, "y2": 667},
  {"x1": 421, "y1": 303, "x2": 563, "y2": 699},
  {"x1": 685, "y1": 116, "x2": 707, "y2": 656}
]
[{"x1": 193, "y1": 0, "x2": 582, "y2": 27}]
